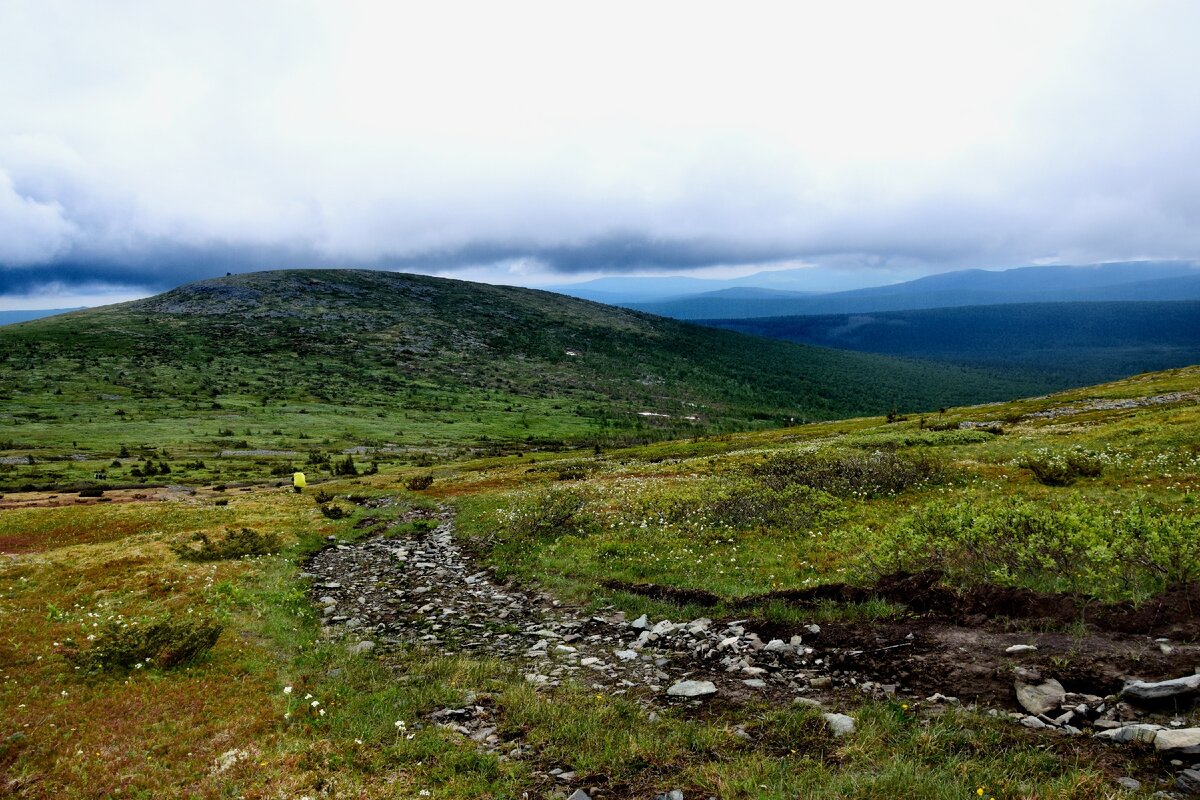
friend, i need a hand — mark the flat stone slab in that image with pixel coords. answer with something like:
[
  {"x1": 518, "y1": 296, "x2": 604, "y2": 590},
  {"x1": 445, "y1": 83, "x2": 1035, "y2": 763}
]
[
  {"x1": 1094, "y1": 723, "x2": 1164, "y2": 744},
  {"x1": 1155, "y1": 727, "x2": 1200, "y2": 755},
  {"x1": 1120, "y1": 673, "x2": 1200, "y2": 702},
  {"x1": 667, "y1": 680, "x2": 717, "y2": 698}
]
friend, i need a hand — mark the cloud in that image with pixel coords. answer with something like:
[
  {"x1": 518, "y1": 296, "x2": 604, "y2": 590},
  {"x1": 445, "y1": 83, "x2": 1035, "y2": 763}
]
[
  {"x1": 2, "y1": 1, "x2": 1200, "y2": 302},
  {"x1": 0, "y1": 169, "x2": 76, "y2": 264}
]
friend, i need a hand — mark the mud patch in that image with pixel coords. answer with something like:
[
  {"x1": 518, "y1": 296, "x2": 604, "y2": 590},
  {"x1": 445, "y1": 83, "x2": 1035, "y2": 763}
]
[{"x1": 608, "y1": 571, "x2": 1200, "y2": 638}]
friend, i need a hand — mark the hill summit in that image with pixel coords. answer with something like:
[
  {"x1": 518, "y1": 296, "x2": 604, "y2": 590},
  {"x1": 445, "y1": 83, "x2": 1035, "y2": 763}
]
[{"x1": 1, "y1": 269, "x2": 1047, "y2": 464}]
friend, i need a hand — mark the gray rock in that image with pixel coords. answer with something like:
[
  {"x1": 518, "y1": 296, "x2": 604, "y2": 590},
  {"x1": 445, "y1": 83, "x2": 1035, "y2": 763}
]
[
  {"x1": 1094, "y1": 723, "x2": 1164, "y2": 744},
  {"x1": 1116, "y1": 777, "x2": 1141, "y2": 791},
  {"x1": 349, "y1": 640, "x2": 375, "y2": 655},
  {"x1": 823, "y1": 712, "x2": 856, "y2": 736},
  {"x1": 742, "y1": 679, "x2": 767, "y2": 688},
  {"x1": 1156, "y1": 728, "x2": 1200, "y2": 755},
  {"x1": 567, "y1": 790, "x2": 592, "y2": 800},
  {"x1": 1020, "y1": 715, "x2": 1048, "y2": 729},
  {"x1": 1178, "y1": 769, "x2": 1200, "y2": 795},
  {"x1": 630, "y1": 614, "x2": 649, "y2": 629},
  {"x1": 1005, "y1": 644, "x2": 1038, "y2": 654},
  {"x1": 1016, "y1": 677, "x2": 1066, "y2": 716},
  {"x1": 667, "y1": 680, "x2": 717, "y2": 698},
  {"x1": 1121, "y1": 673, "x2": 1200, "y2": 702}
]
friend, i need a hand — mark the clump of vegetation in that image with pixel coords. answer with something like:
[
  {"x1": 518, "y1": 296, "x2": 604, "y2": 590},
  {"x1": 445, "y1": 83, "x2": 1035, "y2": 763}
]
[
  {"x1": 751, "y1": 449, "x2": 947, "y2": 498},
  {"x1": 63, "y1": 615, "x2": 222, "y2": 674},
  {"x1": 405, "y1": 474, "x2": 434, "y2": 491},
  {"x1": 313, "y1": 489, "x2": 335, "y2": 503},
  {"x1": 873, "y1": 498, "x2": 1200, "y2": 600},
  {"x1": 319, "y1": 504, "x2": 348, "y2": 520},
  {"x1": 332, "y1": 455, "x2": 358, "y2": 476},
  {"x1": 502, "y1": 486, "x2": 588, "y2": 542},
  {"x1": 555, "y1": 464, "x2": 589, "y2": 481},
  {"x1": 170, "y1": 527, "x2": 281, "y2": 561},
  {"x1": 845, "y1": 428, "x2": 995, "y2": 448},
  {"x1": 1020, "y1": 447, "x2": 1104, "y2": 486},
  {"x1": 78, "y1": 487, "x2": 104, "y2": 497}
]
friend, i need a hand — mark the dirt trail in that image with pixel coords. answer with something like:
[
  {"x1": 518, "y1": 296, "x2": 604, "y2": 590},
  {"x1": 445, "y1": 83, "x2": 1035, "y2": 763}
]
[
  {"x1": 305, "y1": 507, "x2": 829, "y2": 705},
  {"x1": 307, "y1": 509, "x2": 1200, "y2": 714}
]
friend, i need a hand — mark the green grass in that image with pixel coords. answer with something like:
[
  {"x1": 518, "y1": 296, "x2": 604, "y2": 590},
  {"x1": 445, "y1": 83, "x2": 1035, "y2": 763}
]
[
  {"x1": 2, "y1": 295, "x2": 1196, "y2": 797},
  {"x1": 0, "y1": 269, "x2": 1056, "y2": 492}
]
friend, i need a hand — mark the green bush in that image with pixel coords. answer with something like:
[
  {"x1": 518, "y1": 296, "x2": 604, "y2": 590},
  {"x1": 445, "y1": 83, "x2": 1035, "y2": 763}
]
[
  {"x1": 405, "y1": 474, "x2": 434, "y2": 491},
  {"x1": 170, "y1": 527, "x2": 281, "y2": 561},
  {"x1": 750, "y1": 449, "x2": 946, "y2": 498},
  {"x1": 872, "y1": 498, "x2": 1200, "y2": 600},
  {"x1": 845, "y1": 428, "x2": 995, "y2": 448},
  {"x1": 64, "y1": 615, "x2": 222, "y2": 674},
  {"x1": 319, "y1": 504, "x2": 348, "y2": 520},
  {"x1": 502, "y1": 486, "x2": 588, "y2": 542},
  {"x1": 1020, "y1": 447, "x2": 1104, "y2": 486}
]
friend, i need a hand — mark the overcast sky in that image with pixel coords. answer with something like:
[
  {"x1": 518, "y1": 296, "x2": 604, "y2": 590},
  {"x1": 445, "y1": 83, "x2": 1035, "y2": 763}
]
[{"x1": 2, "y1": 1, "x2": 1199, "y2": 308}]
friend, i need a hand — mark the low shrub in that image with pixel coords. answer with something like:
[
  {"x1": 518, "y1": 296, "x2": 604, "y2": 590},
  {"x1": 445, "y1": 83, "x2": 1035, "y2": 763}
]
[
  {"x1": 1020, "y1": 447, "x2": 1104, "y2": 486},
  {"x1": 501, "y1": 486, "x2": 588, "y2": 542},
  {"x1": 313, "y1": 489, "x2": 335, "y2": 503},
  {"x1": 171, "y1": 527, "x2": 281, "y2": 561},
  {"x1": 405, "y1": 474, "x2": 434, "y2": 491},
  {"x1": 320, "y1": 504, "x2": 348, "y2": 520},
  {"x1": 751, "y1": 449, "x2": 946, "y2": 498},
  {"x1": 872, "y1": 498, "x2": 1200, "y2": 600},
  {"x1": 64, "y1": 615, "x2": 222, "y2": 674},
  {"x1": 78, "y1": 488, "x2": 104, "y2": 498},
  {"x1": 332, "y1": 455, "x2": 358, "y2": 476}
]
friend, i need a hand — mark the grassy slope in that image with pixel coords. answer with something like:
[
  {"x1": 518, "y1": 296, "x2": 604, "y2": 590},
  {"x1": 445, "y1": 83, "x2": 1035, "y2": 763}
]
[
  {"x1": 2, "y1": 366, "x2": 1196, "y2": 797},
  {"x1": 0, "y1": 269, "x2": 1051, "y2": 492}
]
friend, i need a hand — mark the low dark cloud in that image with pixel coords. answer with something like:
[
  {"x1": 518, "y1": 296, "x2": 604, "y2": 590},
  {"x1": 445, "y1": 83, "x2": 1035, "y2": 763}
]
[{"x1": 3, "y1": 4, "x2": 1200, "y2": 304}]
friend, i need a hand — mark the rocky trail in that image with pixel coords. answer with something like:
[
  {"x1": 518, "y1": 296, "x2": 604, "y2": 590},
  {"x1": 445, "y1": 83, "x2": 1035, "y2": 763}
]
[{"x1": 305, "y1": 506, "x2": 1200, "y2": 798}]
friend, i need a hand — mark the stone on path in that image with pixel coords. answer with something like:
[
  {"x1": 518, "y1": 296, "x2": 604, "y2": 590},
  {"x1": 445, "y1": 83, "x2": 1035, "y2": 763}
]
[
  {"x1": 667, "y1": 680, "x2": 717, "y2": 698},
  {"x1": 1093, "y1": 723, "x2": 1163, "y2": 744},
  {"x1": 1120, "y1": 673, "x2": 1200, "y2": 702},
  {"x1": 822, "y1": 712, "x2": 856, "y2": 737},
  {"x1": 1155, "y1": 727, "x2": 1200, "y2": 755},
  {"x1": 1015, "y1": 675, "x2": 1065, "y2": 716}
]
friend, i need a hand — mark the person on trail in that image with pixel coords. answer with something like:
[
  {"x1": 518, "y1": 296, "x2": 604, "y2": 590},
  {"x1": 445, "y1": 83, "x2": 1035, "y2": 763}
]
[{"x1": 292, "y1": 471, "x2": 306, "y2": 493}]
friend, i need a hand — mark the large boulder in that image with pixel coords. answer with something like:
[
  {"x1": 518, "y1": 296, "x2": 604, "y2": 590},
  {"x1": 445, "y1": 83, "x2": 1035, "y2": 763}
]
[{"x1": 1015, "y1": 676, "x2": 1066, "y2": 716}]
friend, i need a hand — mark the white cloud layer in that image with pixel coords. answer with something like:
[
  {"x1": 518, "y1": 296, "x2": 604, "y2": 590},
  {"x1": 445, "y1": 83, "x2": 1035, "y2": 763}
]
[{"x1": 1, "y1": 0, "x2": 1199, "y2": 296}]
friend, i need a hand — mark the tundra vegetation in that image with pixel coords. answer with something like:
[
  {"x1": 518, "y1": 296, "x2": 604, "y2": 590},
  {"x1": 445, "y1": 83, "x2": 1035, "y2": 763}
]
[{"x1": 0, "y1": 275, "x2": 1197, "y2": 798}]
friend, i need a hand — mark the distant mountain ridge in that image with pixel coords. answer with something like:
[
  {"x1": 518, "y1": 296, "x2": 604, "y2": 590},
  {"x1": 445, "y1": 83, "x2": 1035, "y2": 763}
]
[
  {"x1": 0, "y1": 308, "x2": 84, "y2": 326},
  {"x1": 705, "y1": 300, "x2": 1200, "y2": 387},
  {"x1": 608, "y1": 261, "x2": 1200, "y2": 318}
]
